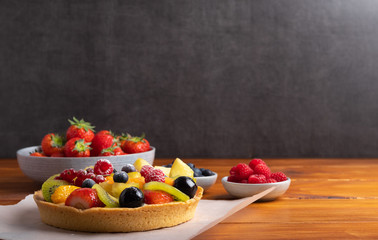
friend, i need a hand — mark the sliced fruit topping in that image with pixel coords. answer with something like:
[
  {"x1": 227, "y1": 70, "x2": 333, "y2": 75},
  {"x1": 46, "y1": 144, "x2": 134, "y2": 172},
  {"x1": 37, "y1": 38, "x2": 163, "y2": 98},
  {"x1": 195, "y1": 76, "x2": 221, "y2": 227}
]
[
  {"x1": 121, "y1": 163, "x2": 137, "y2": 173},
  {"x1": 155, "y1": 166, "x2": 171, "y2": 176},
  {"x1": 82, "y1": 178, "x2": 96, "y2": 188},
  {"x1": 133, "y1": 158, "x2": 151, "y2": 172},
  {"x1": 143, "y1": 181, "x2": 189, "y2": 202},
  {"x1": 169, "y1": 158, "x2": 194, "y2": 179},
  {"x1": 94, "y1": 159, "x2": 114, "y2": 175},
  {"x1": 144, "y1": 190, "x2": 174, "y2": 204},
  {"x1": 145, "y1": 169, "x2": 165, "y2": 183},
  {"x1": 173, "y1": 176, "x2": 198, "y2": 199},
  {"x1": 42, "y1": 179, "x2": 69, "y2": 202},
  {"x1": 51, "y1": 185, "x2": 80, "y2": 204},
  {"x1": 112, "y1": 182, "x2": 140, "y2": 198},
  {"x1": 92, "y1": 184, "x2": 119, "y2": 208},
  {"x1": 65, "y1": 188, "x2": 105, "y2": 209},
  {"x1": 128, "y1": 171, "x2": 141, "y2": 179},
  {"x1": 113, "y1": 171, "x2": 129, "y2": 183},
  {"x1": 119, "y1": 186, "x2": 144, "y2": 208}
]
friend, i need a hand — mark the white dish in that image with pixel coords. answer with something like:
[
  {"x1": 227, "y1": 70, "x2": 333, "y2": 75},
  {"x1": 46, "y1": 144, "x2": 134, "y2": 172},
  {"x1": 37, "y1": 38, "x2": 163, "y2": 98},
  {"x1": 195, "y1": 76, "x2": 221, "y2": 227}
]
[
  {"x1": 195, "y1": 172, "x2": 217, "y2": 191},
  {"x1": 221, "y1": 176, "x2": 291, "y2": 201},
  {"x1": 17, "y1": 146, "x2": 155, "y2": 182}
]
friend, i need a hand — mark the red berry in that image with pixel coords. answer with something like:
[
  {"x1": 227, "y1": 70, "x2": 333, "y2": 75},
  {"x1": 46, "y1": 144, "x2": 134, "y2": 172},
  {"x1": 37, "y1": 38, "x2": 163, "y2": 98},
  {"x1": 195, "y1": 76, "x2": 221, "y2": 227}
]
[
  {"x1": 267, "y1": 178, "x2": 277, "y2": 183},
  {"x1": 248, "y1": 174, "x2": 266, "y2": 184},
  {"x1": 254, "y1": 164, "x2": 271, "y2": 179},
  {"x1": 145, "y1": 169, "x2": 165, "y2": 183},
  {"x1": 95, "y1": 175, "x2": 105, "y2": 183},
  {"x1": 229, "y1": 166, "x2": 238, "y2": 176},
  {"x1": 144, "y1": 190, "x2": 174, "y2": 204},
  {"x1": 270, "y1": 172, "x2": 288, "y2": 182},
  {"x1": 140, "y1": 165, "x2": 154, "y2": 178},
  {"x1": 59, "y1": 168, "x2": 77, "y2": 183},
  {"x1": 234, "y1": 163, "x2": 254, "y2": 180},
  {"x1": 65, "y1": 188, "x2": 105, "y2": 209},
  {"x1": 227, "y1": 175, "x2": 242, "y2": 183},
  {"x1": 94, "y1": 159, "x2": 114, "y2": 175},
  {"x1": 248, "y1": 158, "x2": 266, "y2": 170}
]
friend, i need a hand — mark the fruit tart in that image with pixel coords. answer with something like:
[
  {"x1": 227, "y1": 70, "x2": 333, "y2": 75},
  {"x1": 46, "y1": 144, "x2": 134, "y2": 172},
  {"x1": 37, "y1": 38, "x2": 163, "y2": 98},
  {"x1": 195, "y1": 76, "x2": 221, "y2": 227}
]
[{"x1": 33, "y1": 158, "x2": 203, "y2": 232}]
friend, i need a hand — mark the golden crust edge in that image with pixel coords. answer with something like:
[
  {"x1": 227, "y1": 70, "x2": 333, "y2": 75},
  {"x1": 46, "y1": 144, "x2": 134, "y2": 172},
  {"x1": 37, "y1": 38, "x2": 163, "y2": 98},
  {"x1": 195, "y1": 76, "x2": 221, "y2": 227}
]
[{"x1": 33, "y1": 186, "x2": 203, "y2": 232}]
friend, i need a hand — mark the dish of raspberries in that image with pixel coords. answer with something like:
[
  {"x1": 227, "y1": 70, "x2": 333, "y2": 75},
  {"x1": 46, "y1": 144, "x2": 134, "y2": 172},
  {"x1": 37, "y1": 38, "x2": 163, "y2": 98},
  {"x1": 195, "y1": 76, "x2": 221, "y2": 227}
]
[
  {"x1": 30, "y1": 117, "x2": 151, "y2": 157},
  {"x1": 227, "y1": 159, "x2": 288, "y2": 184}
]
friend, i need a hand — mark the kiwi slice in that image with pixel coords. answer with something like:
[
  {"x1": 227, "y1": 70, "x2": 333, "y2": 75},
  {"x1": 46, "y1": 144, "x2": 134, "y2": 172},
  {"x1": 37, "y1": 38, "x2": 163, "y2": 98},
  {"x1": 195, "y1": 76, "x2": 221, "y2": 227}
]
[
  {"x1": 92, "y1": 184, "x2": 119, "y2": 208},
  {"x1": 41, "y1": 179, "x2": 69, "y2": 202},
  {"x1": 143, "y1": 182, "x2": 189, "y2": 202}
]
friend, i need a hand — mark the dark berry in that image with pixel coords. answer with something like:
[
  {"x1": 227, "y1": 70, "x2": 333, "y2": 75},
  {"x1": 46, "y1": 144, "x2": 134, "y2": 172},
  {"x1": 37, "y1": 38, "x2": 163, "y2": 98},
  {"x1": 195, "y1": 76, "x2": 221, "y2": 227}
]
[
  {"x1": 162, "y1": 163, "x2": 172, "y2": 168},
  {"x1": 173, "y1": 176, "x2": 198, "y2": 199},
  {"x1": 82, "y1": 178, "x2": 96, "y2": 188},
  {"x1": 193, "y1": 168, "x2": 203, "y2": 177},
  {"x1": 113, "y1": 168, "x2": 118, "y2": 173},
  {"x1": 113, "y1": 171, "x2": 129, "y2": 183},
  {"x1": 85, "y1": 167, "x2": 94, "y2": 173},
  {"x1": 201, "y1": 169, "x2": 215, "y2": 176},
  {"x1": 119, "y1": 186, "x2": 144, "y2": 208},
  {"x1": 121, "y1": 164, "x2": 137, "y2": 173},
  {"x1": 187, "y1": 163, "x2": 195, "y2": 169},
  {"x1": 59, "y1": 168, "x2": 77, "y2": 183}
]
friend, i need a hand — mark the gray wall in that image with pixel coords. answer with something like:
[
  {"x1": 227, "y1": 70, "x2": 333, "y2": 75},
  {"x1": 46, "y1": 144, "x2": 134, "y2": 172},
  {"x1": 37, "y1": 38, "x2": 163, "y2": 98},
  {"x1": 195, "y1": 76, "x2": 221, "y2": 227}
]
[{"x1": 1, "y1": 0, "x2": 378, "y2": 158}]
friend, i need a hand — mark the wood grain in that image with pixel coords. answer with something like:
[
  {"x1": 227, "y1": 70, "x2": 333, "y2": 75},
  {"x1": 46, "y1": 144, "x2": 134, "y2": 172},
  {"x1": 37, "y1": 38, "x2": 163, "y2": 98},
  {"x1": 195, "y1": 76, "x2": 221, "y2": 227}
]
[{"x1": 2, "y1": 158, "x2": 378, "y2": 239}]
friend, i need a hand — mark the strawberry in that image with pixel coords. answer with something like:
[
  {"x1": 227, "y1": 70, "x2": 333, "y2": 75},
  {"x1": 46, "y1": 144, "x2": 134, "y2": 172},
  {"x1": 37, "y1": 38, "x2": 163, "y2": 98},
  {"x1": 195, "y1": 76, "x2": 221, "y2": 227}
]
[
  {"x1": 100, "y1": 145, "x2": 126, "y2": 156},
  {"x1": 64, "y1": 138, "x2": 91, "y2": 157},
  {"x1": 66, "y1": 117, "x2": 95, "y2": 142},
  {"x1": 51, "y1": 152, "x2": 65, "y2": 157},
  {"x1": 41, "y1": 133, "x2": 65, "y2": 156},
  {"x1": 121, "y1": 134, "x2": 150, "y2": 154},
  {"x1": 30, "y1": 151, "x2": 46, "y2": 157},
  {"x1": 90, "y1": 132, "x2": 114, "y2": 156},
  {"x1": 144, "y1": 190, "x2": 174, "y2": 204},
  {"x1": 65, "y1": 188, "x2": 105, "y2": 209}
]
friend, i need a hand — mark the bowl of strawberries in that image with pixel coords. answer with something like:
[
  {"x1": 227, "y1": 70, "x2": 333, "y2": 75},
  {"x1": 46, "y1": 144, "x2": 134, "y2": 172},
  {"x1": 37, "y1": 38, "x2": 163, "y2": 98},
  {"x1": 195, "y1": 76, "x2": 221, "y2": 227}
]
[
  {"x1": 17, "y1": 117, "x2": 155, "y2": 182},
  {"x1": 222, "y1": 159, "x2": 291, "y2": 201}
]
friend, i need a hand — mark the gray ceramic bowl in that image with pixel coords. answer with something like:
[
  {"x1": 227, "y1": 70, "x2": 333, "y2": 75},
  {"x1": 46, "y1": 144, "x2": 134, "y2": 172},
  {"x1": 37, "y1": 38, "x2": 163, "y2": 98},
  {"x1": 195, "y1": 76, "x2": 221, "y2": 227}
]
[
  {"x1": 195, "y1": 172, "x2": 218, "y2": 191},
  {"x1": 17, "y1": 146, "x2": 155, "y2": 182},
  {"x1": 221, "y1": 176, "x2": 291, "y2": 201}
]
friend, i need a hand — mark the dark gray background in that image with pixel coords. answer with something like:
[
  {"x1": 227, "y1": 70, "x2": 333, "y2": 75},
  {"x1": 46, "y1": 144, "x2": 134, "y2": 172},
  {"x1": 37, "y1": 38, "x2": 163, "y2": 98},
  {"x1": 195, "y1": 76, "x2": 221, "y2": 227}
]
[{"x1": 1, "y1": 0, "x2": 378, "y2": 158}]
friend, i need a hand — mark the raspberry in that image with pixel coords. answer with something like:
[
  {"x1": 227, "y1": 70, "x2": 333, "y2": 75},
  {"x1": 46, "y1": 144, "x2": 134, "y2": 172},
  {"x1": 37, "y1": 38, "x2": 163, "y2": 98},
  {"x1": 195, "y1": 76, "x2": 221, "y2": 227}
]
[
  {"x1": 227, "y1": 175, "x2": 242, "y2": 183},
  {"x1": 248, "y1": 174, "x2": 266, "y2": 184},
  {"x1": 145, "y1": 169, "x2": 165, "y2": 183},
  {"x1": 254, "y1": 163, "x2": 271, "y2": 179},
  {"x1": 248, "y1": 158, "x2": 266, "y2": 170},
  {"x1": 95, "y1": 175, "x2": 105, "y2": 183},
  {"x1": 270, "y1": 172, "x2": 287, "y2": 182},
  {"x1": 140, "y1": 165, "x2": 154, "y2": 178},
  {"x1": 229, "y1": 166, "x2": 238, "y2": 176},
  {"x1": 94, "y1": 159, "x2": 114, "y2": 175},
  {"x1": 59, "y1": 168, "x2": 77, "y2": 183},
  {"x1": 267, "y1": 178, "x2": 277, "y2": 183},
  {"x1": 234, "y1": 163, "x2": 254, "y2": 180}
]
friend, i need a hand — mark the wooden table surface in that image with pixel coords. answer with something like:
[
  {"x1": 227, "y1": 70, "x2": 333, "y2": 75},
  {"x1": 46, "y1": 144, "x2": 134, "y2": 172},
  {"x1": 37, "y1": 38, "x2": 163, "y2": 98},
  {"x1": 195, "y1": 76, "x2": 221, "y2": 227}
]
[{"x1": 1, "y1": 158, "x2": 378, "y2": 239}]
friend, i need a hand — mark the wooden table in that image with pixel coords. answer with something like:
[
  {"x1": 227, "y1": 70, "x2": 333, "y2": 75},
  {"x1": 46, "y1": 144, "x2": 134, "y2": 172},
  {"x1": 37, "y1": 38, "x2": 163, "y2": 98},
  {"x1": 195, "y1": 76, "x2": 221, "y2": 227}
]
[{"x1": 1, "y1": 158, "x2": 378, "y2": 239}]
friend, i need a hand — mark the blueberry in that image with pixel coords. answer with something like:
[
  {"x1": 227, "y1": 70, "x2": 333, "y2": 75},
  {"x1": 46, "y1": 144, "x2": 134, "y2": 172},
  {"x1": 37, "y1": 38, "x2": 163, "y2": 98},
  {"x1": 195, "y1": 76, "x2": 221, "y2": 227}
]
[
  {"x1": 193, "y1": 168, "x2": 203, "y2": 177},
  {"x1": 113, "y1": 168, "x2": 118, "y2": 173},
  {"x1": 162, "y1": 163, "x2": 172, "y2": 168},
  {"x1": 113, "y1": 171, "x2": 129, "y2": 183},
  {"x1": 121, "y1": 164, "x2": 137, "y2": 173},
  {"x1": 173, "y1": 176, "x2": 198, "y2": 199},
  {"x1": 82, "y1": 178, "x2": 96, "y2": 188},
  {"x1": 187, "y1": 163, "x2": 195, "y2": 169},
  {"x1": 202, "y1": 169, "x2": 215, "y2": 176},
  {"x1": 119, "y1": 186, "x2": 144, "y2": 208}
]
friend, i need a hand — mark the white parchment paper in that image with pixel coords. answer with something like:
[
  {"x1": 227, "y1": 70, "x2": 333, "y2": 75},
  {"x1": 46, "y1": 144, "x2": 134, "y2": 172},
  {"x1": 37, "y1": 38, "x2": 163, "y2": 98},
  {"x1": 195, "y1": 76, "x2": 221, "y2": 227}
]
[{"x1": 0, "y1": 187, "x2": 274, "y2": 240}]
